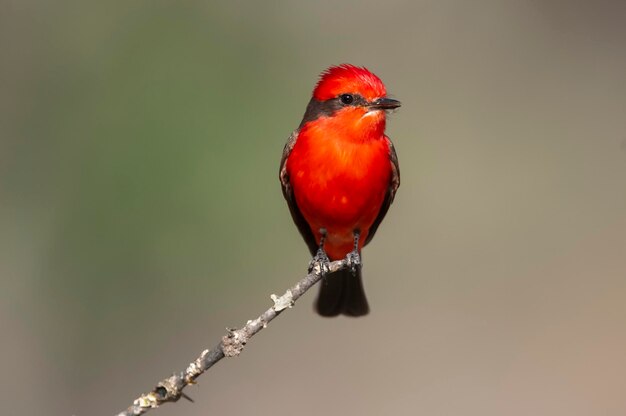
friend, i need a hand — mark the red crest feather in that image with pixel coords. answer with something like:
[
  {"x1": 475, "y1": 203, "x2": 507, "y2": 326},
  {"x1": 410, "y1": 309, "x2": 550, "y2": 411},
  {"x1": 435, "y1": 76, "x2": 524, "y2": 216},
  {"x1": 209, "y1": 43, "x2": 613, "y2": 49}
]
[{"x1": 312, "y1": 64, "x2": 387, "y2": 101}]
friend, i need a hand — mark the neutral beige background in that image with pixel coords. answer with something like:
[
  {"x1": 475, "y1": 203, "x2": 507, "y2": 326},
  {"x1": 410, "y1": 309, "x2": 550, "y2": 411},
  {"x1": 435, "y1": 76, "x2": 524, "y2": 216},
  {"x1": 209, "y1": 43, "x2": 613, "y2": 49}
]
[{"x1": 1, "y1": 1, "x2": 625, "y2": 415}]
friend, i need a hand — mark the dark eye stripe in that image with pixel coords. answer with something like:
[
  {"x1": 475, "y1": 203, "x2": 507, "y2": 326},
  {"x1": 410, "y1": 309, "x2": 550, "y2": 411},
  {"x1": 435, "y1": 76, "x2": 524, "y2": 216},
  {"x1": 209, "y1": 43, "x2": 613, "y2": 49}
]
[
  {"x1": 341, "y1": 94, "x2": 367, "y2": 106},
  {"x1": 299, "y1": 94, "x2": 367, "y2": 126}
]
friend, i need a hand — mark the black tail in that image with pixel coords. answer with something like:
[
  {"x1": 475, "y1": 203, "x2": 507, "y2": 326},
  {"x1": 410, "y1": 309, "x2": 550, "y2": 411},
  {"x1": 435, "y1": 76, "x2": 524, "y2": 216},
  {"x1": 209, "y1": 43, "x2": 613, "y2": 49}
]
[{"x1": 315, "y1": 267, "x2": 369, "y2": 317}]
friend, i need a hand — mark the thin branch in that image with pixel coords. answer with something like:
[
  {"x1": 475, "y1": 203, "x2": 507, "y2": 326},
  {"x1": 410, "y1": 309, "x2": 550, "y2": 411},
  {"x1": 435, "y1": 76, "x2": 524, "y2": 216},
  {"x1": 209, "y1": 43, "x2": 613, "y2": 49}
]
[{"x1": 116, "y1": 259, "x2": 349, "y2": 416}]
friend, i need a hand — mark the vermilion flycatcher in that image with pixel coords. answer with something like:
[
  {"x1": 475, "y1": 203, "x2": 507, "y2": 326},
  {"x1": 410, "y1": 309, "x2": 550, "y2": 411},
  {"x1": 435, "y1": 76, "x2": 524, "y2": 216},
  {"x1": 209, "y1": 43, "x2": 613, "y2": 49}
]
[{"x1": 280, "y1": 64, "x2": 400, "y2": 317}]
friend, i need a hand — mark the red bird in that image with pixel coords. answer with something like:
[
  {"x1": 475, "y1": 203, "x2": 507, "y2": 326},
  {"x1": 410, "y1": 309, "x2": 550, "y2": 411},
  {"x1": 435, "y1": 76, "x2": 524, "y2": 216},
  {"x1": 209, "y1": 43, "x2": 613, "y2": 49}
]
[{"x1": 280, "y1": 64, "x2": 401, "y2": 317}]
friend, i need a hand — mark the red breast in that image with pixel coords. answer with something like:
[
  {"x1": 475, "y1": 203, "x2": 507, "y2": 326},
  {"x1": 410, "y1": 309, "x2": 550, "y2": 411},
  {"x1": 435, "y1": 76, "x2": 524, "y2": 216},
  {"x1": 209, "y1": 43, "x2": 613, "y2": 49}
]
[{"x1": 286, "y1": 111, "x2": 392, "y2": 260}]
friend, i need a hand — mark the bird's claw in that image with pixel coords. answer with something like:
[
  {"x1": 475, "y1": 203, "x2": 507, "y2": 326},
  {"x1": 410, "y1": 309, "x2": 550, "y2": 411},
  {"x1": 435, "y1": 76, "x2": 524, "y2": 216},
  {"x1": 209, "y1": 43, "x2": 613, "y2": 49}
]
[
  {"x1": 308, "y1": 250, "x2": 331, "y2": 276},
  {"x1": 345, "y1": 250, "x2": 361, "y2": 275}
]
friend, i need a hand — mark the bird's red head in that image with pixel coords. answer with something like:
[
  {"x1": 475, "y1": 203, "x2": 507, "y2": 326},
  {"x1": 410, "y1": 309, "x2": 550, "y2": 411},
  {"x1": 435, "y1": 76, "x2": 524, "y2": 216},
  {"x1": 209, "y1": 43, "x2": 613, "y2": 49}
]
[
  {"x1": 313, "y1": 64, "x2": 387, "y2": 102},
  {"x1": 302, "y1": 64, "x2": 400, "y2": 141}
]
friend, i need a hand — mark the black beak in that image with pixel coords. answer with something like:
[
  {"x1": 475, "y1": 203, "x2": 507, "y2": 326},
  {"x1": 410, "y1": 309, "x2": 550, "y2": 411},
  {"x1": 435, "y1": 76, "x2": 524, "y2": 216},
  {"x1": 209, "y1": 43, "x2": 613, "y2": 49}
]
[{"x1": 369, "y1": 97, "x2": 401, "y2": 110}]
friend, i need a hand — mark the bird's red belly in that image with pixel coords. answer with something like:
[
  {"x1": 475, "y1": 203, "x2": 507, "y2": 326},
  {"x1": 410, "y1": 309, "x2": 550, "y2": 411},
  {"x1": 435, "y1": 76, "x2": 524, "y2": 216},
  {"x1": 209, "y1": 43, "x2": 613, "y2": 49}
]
[{"x1": 288, "y1": 137, "x2": 391, "y2": 260}]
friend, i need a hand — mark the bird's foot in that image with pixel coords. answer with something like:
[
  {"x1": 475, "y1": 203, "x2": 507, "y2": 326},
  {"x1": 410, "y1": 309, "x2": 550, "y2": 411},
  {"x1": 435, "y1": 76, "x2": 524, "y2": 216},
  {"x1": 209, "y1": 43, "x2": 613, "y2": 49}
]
[
  {"x1": 345, "y1": 229, "x2": 362, "y2": 275},
  {"x1": 345, "y1": 249, "x2": 361, "y2": 275},
  {"x1": 308, "y1": 249, "x2": 331, "y2": 276}
]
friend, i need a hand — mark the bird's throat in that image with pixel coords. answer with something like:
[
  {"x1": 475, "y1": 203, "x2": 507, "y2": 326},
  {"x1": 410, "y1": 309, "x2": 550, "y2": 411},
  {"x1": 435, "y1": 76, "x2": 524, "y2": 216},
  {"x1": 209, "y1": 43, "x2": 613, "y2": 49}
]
[{"x1": 311, "y1": 108, "x2": 386, "y2": 144}]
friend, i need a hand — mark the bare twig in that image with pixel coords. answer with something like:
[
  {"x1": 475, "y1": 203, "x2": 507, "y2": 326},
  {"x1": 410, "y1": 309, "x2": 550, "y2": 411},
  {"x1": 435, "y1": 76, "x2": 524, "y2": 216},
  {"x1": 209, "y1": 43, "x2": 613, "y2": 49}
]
[{"x1": 116, "y1": 259, "x2": 349, "y2": 416}]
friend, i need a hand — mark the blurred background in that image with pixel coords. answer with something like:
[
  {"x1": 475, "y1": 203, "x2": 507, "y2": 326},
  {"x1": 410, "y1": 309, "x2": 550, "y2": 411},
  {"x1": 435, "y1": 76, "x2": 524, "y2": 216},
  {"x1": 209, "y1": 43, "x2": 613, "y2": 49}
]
[{"x1": 1, "y1": 1, "x2": 625, "y2": 415}]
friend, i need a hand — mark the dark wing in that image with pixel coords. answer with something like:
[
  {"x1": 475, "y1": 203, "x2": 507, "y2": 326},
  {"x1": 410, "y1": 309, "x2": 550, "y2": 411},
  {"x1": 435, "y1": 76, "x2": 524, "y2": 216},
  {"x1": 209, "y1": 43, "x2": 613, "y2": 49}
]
[
  {"x1": 279, "y1": 130, "x2": 318, "y2": 256},
  {"x1": 364, "y1": 136, "x2": 400, "y2": 246}
]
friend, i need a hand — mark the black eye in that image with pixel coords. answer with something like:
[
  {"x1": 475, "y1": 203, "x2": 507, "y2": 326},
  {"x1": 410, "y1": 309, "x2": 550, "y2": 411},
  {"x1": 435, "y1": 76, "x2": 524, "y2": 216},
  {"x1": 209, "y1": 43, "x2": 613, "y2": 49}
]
[{"x1": 339, "y1": 94, "x2": 354, "y2": 105}]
